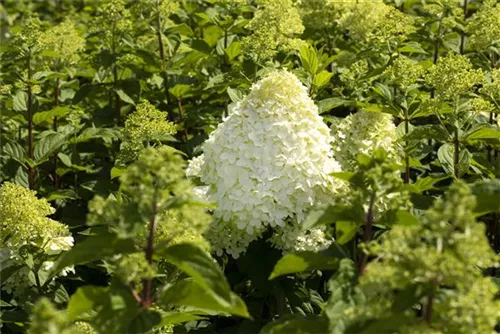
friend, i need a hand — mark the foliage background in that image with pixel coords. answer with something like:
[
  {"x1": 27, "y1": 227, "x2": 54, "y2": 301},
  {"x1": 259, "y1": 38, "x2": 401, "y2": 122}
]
[{"x1": 1, "y1": 0, "x2": 500, "y2": 333}]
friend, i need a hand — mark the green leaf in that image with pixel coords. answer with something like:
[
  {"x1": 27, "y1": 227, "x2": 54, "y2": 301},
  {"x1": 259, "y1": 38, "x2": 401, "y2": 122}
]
[
  {"x1": 313, "y1": 71, "x2": 333, "y2": 88},
  {"x1": 227, "y1": 87, "x2": 244, "y2": 103},
  {"x1": 356, "y1": 102, "x2": 383, "y2": 112},
  {"x1": 373, "y1": 83, "x2": 393, "y2": 101},
  {"x1": 336, "y1": 221, "x2": 360, "y2": 245},
  {"x1": 437, "y1": 143, "x2": 454, "y2": 176},
  {"x1": 261, "y1": 315, "x2": 329, "y2": 334},
  {"x1": 318, "y1": 98, "x2": 350, "y2": 114},
  {"x1": 269, "y1": 251, "x2": 341, "y2": 280},
  {"x1": 67, "y1": 285, "x2": 107, "y2": 321},
  {"x1": 2, "y1": 141, "x2": 27, "y2": 165},
  {"x1": 472, "y1": 179, "x2": 500, "y2": 215},
  {"x1": 397, "y1": 42, "x2": 428, "y2": 54},
  {"x1": 465, "y1": 127, "x2": 500, "y2": 141},
  {"x1": 33, "y1": 106, "x2": 70, "y2": 125},
  {"x1": 346, "y1": 314, "x2": 412, "y2": 334},
  {"x1": 303, "y1": 203, "x2": 364, "y2": 230},
  {"x1": 161, "y1": 278, "x2": 250, "y2": 318},
  {"x1": 34, "y1": 133, "x2": 66, "y2": 163},
  {"x1": 157, "y1": 312, "x2": 206, "y2": 327},
  {"x1": 408, "y1": 175, "x2": 448, "y2": 193},
  {"x1": 110, "y1": 166, "x2": 127, "y2": 180},
  {"x1": 92, "y1": 286, "x2": 140, "y2": 333},
  {"x1": 0, "y1": 300, "x2": 11, "y2": 307},
  {"x1": 166, "y1": 23, "x2": 194, "y2": 37},
  {"x1": 394, "y1": 210, "x2": 420, "y2": 226},
  {"x1": 49, "y1": 234, "x2": 136, "y2": 279},
  {"x1": 129, "y1": 310, "x2": 161, "y2": 334},
  {"x1": 225, "y1": 41, "x2": 241, "y2": 61},
  {"x1": 404, "y1": 125, "x2": 450, "y2": 142},
  {"x1": 158, "y1": 243, "x2": 231, "y2": 302},
  {"x1": 169, "y1": 84, "x2": 192, "y2": 99},
  {"x1": 13, "y1": 90, "x2": 28, "y2": 112},
  {"x1": 299, "y1": 45, "x2": 319, "y2": 74},
  {"x1": 0, "y1": 265, "x2": 23, "y2": 284},
  {"x1": 70, "y1": 128, "x2": 121, "y2": 144},
  {"x1": 115, "y1": 89, "x2": 135, "y2": 105},
  {"x1": 57, "y1": 152, "x2": 72, "y2": 167},
  {"x1": 191, "y1": 39, "x2": 212, "y2": 54}
]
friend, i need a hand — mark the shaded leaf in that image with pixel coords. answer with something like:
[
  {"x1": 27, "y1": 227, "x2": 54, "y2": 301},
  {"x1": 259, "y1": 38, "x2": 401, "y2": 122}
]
[
  {"x1": 161, "y1": 278, "x2": 250, "y2": 318},
  {"x1": 269, "y1": 251, "x2": 341, "y2": 280}
]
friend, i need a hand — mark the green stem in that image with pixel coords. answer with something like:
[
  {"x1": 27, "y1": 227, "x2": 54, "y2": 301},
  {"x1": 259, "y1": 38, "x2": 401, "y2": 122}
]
[
  {"x1": 156, "y1": 6, "x2": 173, "y2": 121},
  {"x1": 53, "y1": 78, "x2": 60, "y2": 189},
  {"x1": 223, "y1": 28, "x2": 229, "y2": 118},
  {"x1": 459, "y1": 0, "x2": 468, "y2": 54},
  {"x1": 142, "y1": 192, "x2": 158, "y2": 308},
  {"x1": 359, "y1": 192, "x2": 376, "y2": 275},
  {"x1": 178, "y1": 98, "x2": 188, "y2": 141},
  {"x1": 404, "y1": 105, "x2": 410, "y2": 184},
  {"x1": 27, "y1": 50, "x2": 35, "y2": 190},
  {"x1": 453, "y1": 128, "x2": 460, "y2": 178}
]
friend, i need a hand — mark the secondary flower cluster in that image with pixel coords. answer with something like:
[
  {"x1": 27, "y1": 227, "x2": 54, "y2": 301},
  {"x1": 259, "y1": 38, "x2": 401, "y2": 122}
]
[
  {"x1": 242, "y1": 0, "x2": 305, "y2": 61},
  {"x1": 337, "y1": 0, "x2": 415, "y2": 48},
  {"x1": 118, "y1": 100, "x2": 177, "y2": 164},
  {"x1": 190, "y1": 70, "x2": 343, "y2": 257},
  {"x1": 353, "y1": 181, "x2": 500, "y2": 333},
  {"x1": 467, "y1": 0, "x2": 500, "y2": 51},
  {"x1": 330, "y1": 110, "x2": 400, "y2": 171},
  {"x1": 426, "y1": 53, "x2": 484, "y2": 101},
  {"x1": 0, "y1": 182, "x2": 74, "y2": 295}
]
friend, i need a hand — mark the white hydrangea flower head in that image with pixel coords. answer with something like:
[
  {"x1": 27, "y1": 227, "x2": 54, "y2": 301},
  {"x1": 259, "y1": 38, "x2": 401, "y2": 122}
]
[
  {"x1": 43, "y1": 236, "x2": 75, "y2": 255},
  {"x1": 186, "y1": 155, "x2": 205, "y2": 179},
  {"x1": 270, "y1": 224, "x2": 333, "y2": 253},
  {"x1": 331, "y1": 110, "x2": 399, "y2": 170},
  {"x1": 194, "y1": 70, "x2": 342, "y2": 257}
]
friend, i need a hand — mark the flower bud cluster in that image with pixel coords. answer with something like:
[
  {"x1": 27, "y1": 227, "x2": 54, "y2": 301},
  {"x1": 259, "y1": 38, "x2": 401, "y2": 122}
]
[{"x1": 242, "y1": 0, "x2": 305, "y2": 61}]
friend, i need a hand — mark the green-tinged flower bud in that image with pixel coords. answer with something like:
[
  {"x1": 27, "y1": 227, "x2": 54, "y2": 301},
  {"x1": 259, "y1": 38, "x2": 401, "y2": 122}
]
[
  {"x1": 92, "y1": 0, "x2": 132, "y2": 45},
  {"x1": 242, "y1": 0, "x2": 305, "y2": 61},
  {"x1": 382, "y1": 56, "x2": 425, "y2": 90},
  {"x1": 299, "y1": 0, "x2": 343, "y2": 30},
  {"x1": 352, "y1": 181, "x2": 500, "y2": 332},
  {"x1": 467, "y1": 0, "x2": 500, "y2": 51},
  {"x1": 426, "y1": 53, "x2": 484, "y2": 101},
  {"x1": 89, "y1": 146, "x2": 211, "y2": 247},
  {"x1": 27, "y1": 298, "x2": 67, "y2": 334},
  {"x1": 118, "y1": 100, "x2": 177, "y2": 164},
  {"x1": 338, "y1": 1, "x2": 415, "y2": 47},
  {"x1": 41, "y1": 19, "x2": 85, "y2": 65},
  {"x1": 331, "y1": 110, "x2": 400, "y2": 171},
  {"x1": 0, "y1": 182, "x2": 71, "y2": 253},
  {"x1": 14, "y1": 16, "x2": 43, "y2": 51}
]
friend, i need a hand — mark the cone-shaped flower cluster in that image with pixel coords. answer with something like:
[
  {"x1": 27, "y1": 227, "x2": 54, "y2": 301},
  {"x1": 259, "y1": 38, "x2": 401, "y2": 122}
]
[
  {"x1": 242, "y1": 0, "x2": 305, "y2": 61},
  {"x1": 0, "y1": 182, "x2": 74, "y2": 295},
  {"x1": 0, "y1": 182, "x2": 72, "y2": 254},
  {"x1": 190, "y1": 70, "x2": 342, "y2": 257},
  {"x1": 331, "y1": 110, "x2": 400, "y2": 171}
]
